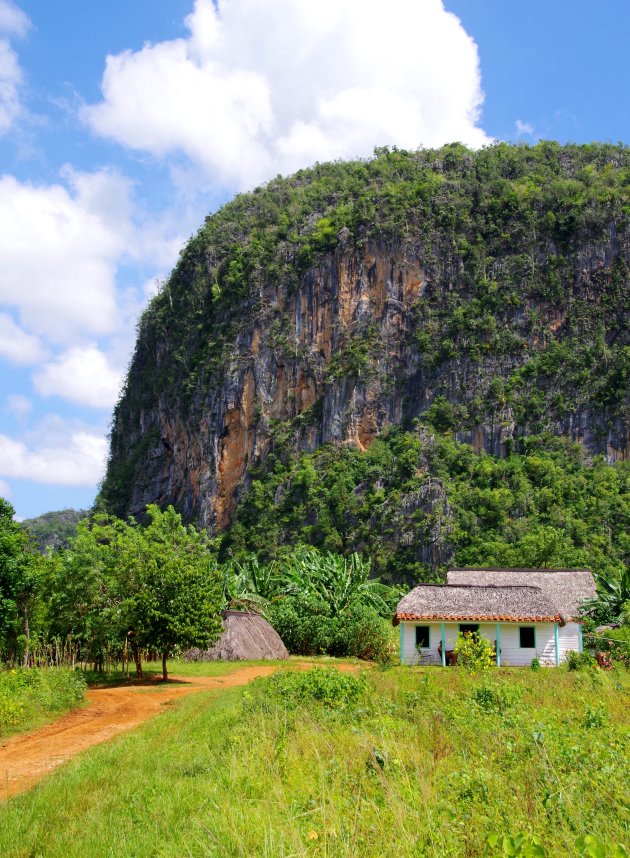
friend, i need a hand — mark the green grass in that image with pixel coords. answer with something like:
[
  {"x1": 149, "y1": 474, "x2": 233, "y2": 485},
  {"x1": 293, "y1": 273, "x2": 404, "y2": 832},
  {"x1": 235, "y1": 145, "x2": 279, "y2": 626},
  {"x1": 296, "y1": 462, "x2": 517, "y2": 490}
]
[
  {"x1": 1, "y1": 664, "x2": 628, "y2": 856},
  {"x1": 0, "y1": 668, "x2": 86, "y2": 740}
]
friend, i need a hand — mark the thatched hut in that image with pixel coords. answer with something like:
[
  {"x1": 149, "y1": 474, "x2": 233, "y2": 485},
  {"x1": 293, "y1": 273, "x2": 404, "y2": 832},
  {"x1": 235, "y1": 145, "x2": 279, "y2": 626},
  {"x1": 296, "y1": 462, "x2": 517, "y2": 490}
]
[{"x1": 200, "y1": 611, "x2": 289, "y2": 661}]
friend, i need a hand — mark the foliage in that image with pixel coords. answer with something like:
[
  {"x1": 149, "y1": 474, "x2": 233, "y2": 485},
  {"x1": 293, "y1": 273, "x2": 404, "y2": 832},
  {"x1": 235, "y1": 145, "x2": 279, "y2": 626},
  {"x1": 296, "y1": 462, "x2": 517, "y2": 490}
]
[
  {"x1": 565, "y1": 651, "x2": 596, "y2": 671},
  {"x1": 582, "y1": 568, "x2": 630, "y2": 624},
  {"x1": 470, "y1": 681, "x2": 523, "y2": 715},
  {"x1": 11, "y1": 505, "x2": 223, "y2": 679},
  {"x1": 279, "y1": 545, "x2": 394, "y2": 617},
  {"x1": 251, "y1": 666, "x2": 369, "y2": 711},
  {"x1": 220, "y1": 544, "x2": 398, "y2": 660},
  {"x1": 266, "y1": 597, "x2": 394, "y2": 662},
  {"x1": 223, "y1": 426, "x2": 630, "y2": 588},
  {"x1": 0, "y1": 498, "x2": 40, "y2": 664},
  {"x1": 454, "y1": 631, "x2": 497, "y2": 672},
  {"x1": 0, "y1": 667, "x2": 85, "y2": 737},
  {"x1": 123, "y1": 505, "x2": 223, "y2": 680}
]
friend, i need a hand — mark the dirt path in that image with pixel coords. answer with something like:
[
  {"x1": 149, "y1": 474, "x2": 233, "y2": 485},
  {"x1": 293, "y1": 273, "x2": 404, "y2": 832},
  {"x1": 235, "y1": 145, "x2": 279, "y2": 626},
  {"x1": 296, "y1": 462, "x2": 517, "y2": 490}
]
[{"x1": 0, "y1": 664, "x2": 280, "y2": 801}]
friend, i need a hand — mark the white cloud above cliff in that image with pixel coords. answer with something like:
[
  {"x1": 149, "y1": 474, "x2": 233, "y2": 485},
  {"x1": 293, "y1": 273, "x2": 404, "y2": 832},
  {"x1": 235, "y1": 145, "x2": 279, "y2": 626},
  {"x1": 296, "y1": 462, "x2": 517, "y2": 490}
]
[
  {"x1": 34, "y1": 345, "x2": 124, "y2": 410},
  {"x1": 0, "y1": 416, "x2": 108, "y2": 486},
  {"x1": 0, "y1": 169, "x2": 132, "y2": 343},
  {"x1": 83, "y1": 0, "x2": 490, "y2": 190}
]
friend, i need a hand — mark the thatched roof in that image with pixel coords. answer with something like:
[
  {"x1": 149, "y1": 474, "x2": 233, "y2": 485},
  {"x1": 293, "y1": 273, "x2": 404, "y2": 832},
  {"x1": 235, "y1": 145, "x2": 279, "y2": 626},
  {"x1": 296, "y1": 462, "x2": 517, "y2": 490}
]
[
  {"x1": 447, "y1": 568, "x2": 596, "y2": 622},
  {"x1": 202, "y1": 611, "x2": 289, "y2": 661},
  {"x1": 394, "y1": 584, "x2": 562, "y2": 625}
]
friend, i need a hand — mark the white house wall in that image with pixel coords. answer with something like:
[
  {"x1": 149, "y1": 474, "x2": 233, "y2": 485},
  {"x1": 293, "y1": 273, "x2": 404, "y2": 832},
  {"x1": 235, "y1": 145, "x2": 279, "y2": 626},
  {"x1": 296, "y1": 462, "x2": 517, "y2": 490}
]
[{"x1": 400, "y1": 621, "x2": 583, "y2": 666}]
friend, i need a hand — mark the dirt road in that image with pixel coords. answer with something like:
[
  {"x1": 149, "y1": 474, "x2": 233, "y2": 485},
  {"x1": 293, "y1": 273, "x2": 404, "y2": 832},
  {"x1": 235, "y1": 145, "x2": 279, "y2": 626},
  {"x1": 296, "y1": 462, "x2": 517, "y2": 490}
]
[{"x1": 0, "y1": 665, "x2": 279, "y2": 801}]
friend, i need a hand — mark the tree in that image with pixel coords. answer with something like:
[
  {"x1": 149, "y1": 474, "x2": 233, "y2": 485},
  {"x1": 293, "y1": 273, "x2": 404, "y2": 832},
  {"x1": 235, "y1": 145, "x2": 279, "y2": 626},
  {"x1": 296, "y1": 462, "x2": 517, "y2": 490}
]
[
  {"x1": 124, "y1": 506, "x2": 223, "y2": 680},
  {"x1": 0, "y1": 498, "x2": 39, "y2": 664},
  {"x1": 45, "y1": 514, "x2": 131, "y2": 670}
]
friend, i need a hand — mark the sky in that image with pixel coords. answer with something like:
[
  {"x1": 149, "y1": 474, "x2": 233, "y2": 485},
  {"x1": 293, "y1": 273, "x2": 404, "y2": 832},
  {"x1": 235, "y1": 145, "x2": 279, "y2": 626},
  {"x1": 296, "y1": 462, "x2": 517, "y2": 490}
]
[{"x1": 0, "y1": 0, "x2": 628, "y2": 520}]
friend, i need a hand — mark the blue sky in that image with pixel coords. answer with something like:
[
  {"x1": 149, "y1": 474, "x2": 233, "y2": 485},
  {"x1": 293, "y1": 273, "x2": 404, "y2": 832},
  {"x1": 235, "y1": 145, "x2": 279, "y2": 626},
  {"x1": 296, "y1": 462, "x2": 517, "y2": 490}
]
[{"x1": 0, "y1": 0, "x2": 628, "y2": 520}]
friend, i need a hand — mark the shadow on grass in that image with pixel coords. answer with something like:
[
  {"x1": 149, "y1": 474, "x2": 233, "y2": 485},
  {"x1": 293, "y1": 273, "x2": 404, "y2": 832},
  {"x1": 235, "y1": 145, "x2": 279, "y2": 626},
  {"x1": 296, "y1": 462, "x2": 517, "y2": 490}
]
[{"x1": 85, "y1": 672, "x2": 190, "y2": 689}]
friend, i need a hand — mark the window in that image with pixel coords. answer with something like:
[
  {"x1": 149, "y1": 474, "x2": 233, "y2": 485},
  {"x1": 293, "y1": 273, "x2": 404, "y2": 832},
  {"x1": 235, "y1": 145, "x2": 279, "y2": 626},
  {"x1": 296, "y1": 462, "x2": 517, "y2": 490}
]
[
  {"x1": 459, "y1": 624, "x2": 479, "y2": 636},
  {"x1": 520, "y1": 626, "x2": 535, "y2": 648},
  {"x1": 415, "y1": 626, "x2": 430, "y2": 648}
]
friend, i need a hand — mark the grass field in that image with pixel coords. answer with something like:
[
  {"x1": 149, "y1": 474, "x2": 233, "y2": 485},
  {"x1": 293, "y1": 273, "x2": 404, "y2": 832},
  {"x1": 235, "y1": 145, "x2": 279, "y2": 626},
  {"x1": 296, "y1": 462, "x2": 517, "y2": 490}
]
[{"x1": 0, "y1": 661, "x2": 628, "y2": 857}]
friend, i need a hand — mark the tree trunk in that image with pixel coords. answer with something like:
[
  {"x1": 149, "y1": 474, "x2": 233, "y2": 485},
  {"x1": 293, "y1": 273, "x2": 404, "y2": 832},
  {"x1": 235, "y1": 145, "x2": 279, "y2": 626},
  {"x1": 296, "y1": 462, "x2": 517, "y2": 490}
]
[
  {"x1": 161, "y1": 650, "x2": 168, "y2": 682},
  {"x1": 22, "y1": 604, "x2": 30, "y2": 668},
  {"x1": 131, "y1": 640, "x2": 143, "y2": 679}
]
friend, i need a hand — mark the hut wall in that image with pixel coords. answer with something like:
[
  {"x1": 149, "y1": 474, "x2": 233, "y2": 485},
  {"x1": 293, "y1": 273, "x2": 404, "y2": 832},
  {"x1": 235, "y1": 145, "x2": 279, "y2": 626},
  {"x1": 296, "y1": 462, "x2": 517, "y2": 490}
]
[{"x1": 400, "y1": 621, "x2": 581, "y2": 666}]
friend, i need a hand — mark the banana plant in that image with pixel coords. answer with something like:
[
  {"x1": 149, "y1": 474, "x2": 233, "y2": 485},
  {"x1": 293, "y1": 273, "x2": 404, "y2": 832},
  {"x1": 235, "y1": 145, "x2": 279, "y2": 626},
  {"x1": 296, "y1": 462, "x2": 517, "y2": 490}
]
[{"x1": 582, "y1": 568, "x2": 630, "y2": 624}]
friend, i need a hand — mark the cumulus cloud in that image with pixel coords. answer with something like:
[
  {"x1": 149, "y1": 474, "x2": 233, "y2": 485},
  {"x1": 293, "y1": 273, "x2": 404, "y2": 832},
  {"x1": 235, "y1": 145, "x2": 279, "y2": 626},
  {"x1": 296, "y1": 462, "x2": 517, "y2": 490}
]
[
  {"x1": 0, "y1": 419, "x2": 107, "y2": 486},
  {"x1": 0, "y1": 313, "x2": 48, "y2": 364},
  {"x1": 0, "y1": 168, "x2": 133, "y2": 343},
  {"x1": 0, "y1": 1, "x2": 29, "y2": 135},
  {"x1": 83, "y1": 0, "x2": 490, "y2": 190},
  {"x1": 33, "y1": 344, "x2": 124, "y2": 409},
  {"x1": 0, "y1": 477, "x2": 11, "y2": 498}
]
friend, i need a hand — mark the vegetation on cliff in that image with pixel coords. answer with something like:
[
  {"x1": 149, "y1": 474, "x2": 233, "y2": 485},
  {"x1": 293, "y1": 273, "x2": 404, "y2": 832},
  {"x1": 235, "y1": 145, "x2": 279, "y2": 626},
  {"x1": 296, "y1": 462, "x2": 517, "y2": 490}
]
[
  {"x1": 22, "y1": 508, "x2": 88, "y2": 553},
  {"x1": 222, "y1": 426, "x2": 630, "y2": 585}
]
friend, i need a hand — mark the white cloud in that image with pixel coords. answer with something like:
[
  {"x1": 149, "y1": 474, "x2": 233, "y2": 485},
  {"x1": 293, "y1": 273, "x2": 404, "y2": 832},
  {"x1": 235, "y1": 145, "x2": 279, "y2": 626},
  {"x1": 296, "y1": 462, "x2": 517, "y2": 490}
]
[
  {"x1": 515, "y1": 119, "x2": 534, "y2": 137},
  {"x1": 83, "y1": 0, "x2": 490, "y2": 190},
  {"x1": 0, "y1": 422, "x2": 107, "y2": 486},
  {"x1": 0, "y1": 36, "x2": 21, "y2": 133},
  {"x1": 0, "y1": 313, "x2": 48, "y2": 363},
  {"x1": 0, "y1": 2, "x2": 29, "y2": 135},
  {"x1": 0, "y1": 1, "x2": 30, "y2": 37},
  {"x1": 0, "y1": 477, "x2": 11, "y2": 497},
  {"x1": 5, "y1": 393, "x2": 32, "y2": 418},
  {"x1": 34, "y1": 344, "x2": 124, "y2": 409},
  {"x1": 0, "y1": 168, "x2": 133, "y2": 343}
]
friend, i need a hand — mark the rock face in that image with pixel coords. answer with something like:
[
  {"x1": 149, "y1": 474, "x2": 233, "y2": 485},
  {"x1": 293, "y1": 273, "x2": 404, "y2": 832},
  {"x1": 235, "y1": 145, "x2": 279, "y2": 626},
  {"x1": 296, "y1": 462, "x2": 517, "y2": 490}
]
[{"x1": 102, "y1": 143, "x2": 630, "y2": 531}]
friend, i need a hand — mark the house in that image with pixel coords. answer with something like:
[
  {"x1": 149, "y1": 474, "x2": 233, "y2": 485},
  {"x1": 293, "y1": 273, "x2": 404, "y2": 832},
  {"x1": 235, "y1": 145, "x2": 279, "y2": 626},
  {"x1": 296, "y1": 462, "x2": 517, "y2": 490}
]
[{"x1": 394, "y1": 568, "x2": 596, "y2": 666}]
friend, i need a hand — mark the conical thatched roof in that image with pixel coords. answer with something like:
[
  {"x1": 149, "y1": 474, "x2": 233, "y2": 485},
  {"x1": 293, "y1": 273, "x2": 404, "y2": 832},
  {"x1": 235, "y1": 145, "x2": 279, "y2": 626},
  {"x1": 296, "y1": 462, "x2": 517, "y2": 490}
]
[{"x1": 203, "y1": 611, "x2": 289, "y2": 661}]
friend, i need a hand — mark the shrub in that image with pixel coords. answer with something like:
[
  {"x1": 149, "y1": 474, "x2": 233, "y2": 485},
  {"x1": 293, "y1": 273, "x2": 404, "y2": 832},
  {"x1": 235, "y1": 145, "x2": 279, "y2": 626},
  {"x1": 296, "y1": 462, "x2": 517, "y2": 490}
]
[
  {"x1": 565, "y1": 650, "x2": 596, "y2": 671},
  {"x1": 333, "y1": 605, "x2": 397, "y2": 663},
  {"x1": 530, "y1": 657, "x2": 541, "y2": 671},
  {"x1": 267, "y1": 597, "x2": 396, "y2": 661},
  {"x1": 470, "y1": 681, "x2": 523, "y2": 715},
  {"x1": 454, "y1": 631, "x2": 496, "y2": 672},
  {"x1": 254, "y1": 667, "x2": 368, "y2": 711},
  {"x1": 0, "y1": 668, "x2": 86, "y2": 733}
]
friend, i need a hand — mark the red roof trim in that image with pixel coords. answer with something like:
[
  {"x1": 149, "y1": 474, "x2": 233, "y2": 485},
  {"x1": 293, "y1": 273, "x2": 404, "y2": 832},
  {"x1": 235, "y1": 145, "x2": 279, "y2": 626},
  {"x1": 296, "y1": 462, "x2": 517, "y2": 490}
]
[{"x1": 394, "y1": 611, "x2": 562, "y2": 624}]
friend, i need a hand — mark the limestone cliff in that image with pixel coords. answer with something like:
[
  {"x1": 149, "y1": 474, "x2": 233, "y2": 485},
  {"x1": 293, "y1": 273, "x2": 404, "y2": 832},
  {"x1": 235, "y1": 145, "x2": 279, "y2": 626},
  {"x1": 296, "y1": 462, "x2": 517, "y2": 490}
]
[{"x1": 102, "y1": 143, "x2": 630, "y2": 533}]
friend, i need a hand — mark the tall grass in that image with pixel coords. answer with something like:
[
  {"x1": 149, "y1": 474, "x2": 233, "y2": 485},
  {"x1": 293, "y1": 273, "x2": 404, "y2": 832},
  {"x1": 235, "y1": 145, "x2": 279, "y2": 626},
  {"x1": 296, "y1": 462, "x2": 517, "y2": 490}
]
[
  {"x1": 0, "y1": 666, "x2": 628, "y2": 856},
  {"x1": 0, "y1": 668, "x2": 86, "y2": 738}
]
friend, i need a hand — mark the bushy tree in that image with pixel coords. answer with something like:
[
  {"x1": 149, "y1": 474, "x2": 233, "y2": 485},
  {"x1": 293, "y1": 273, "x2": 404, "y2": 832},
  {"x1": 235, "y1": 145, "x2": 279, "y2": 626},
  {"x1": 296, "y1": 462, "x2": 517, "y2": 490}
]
[
  {"x1": 44, "y1": 506, "x2": 223, "y2": 679},
  {"x1": 124, "y1": 505, "x2": 223, "y2": 680}
]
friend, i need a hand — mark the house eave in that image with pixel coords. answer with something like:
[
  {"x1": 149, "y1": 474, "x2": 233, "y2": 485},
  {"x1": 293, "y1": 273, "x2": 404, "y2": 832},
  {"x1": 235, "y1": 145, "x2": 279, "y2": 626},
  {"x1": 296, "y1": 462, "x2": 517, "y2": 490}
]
[{"x1": 393, "y1": 611, "x2": 562, "y2": 626}]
